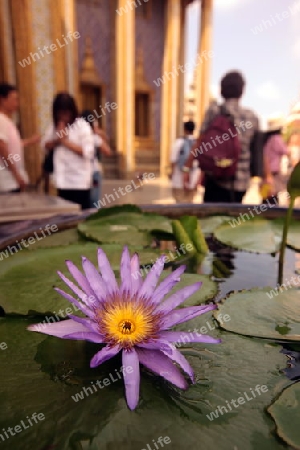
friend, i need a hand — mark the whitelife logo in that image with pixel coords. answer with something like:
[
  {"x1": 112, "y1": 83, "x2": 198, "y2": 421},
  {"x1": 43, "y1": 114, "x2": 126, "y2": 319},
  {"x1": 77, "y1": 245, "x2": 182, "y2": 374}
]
[
  {"x1": 71, "y1": 366, "x2": 133, "y2": 402},
  {"x1": 18, "y1": 31, "x2": 80, "y2": 68},
  {"x1": 206, "y1": 385, "x2": 268, "y2": 421},
  {"x1": 0, "y1": 224, "x2": 58, "y2": 261},
  {"x1": 116, "y1": 0, "x2": 149, "y2": 16},
  {"x1": 0, "y1": 412, "x2": 45, "y2": 443}
]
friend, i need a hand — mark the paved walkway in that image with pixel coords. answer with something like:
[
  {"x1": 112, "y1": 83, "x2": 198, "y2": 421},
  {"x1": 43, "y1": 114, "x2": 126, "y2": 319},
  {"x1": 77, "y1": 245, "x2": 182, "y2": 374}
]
[{"x1": 101, "y1": 176, "x2": 290, "y2": 207}]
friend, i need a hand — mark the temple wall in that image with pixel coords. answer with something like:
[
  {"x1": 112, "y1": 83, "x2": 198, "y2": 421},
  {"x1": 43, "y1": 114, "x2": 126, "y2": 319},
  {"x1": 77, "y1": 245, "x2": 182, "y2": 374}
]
[
  {"x1": 135, "y1": 0, "x2": 165, "y2": 143},
  {"x1": 75, "y1": 0, "x2": 115, "y2": 137}
]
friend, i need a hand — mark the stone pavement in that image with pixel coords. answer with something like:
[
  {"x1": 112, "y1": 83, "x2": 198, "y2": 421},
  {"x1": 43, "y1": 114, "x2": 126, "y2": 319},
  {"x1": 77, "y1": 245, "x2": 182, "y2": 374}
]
[
  {"x1": 101, "y1": 176, "x2": 290, "y2": 207},
  {"x1": 0, "y1": 176, "x2": 292, "y2": 224}
]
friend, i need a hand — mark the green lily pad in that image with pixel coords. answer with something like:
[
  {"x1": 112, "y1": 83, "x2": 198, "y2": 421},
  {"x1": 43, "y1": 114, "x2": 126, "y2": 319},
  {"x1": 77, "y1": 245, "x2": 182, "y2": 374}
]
[
  {"x1": 271, "y1": 219, "x2": 300, "y2": 251},
  {"x1": 0, "y1": 315, "x2": 289, "y2": 450},
  {"x1": 214, "y1": 288, "x2": 300, "y2": 341},
  {"x1": 286, "y1": 222, "x2": 300, "y2": 250},
  {"x1": 199, "y1": 216, "x2": 233, "y2": 235},
  {"x1": 78, "y1": 210, "x2": 173, "y2": 246},
  {"x1": 27, "y1": 228, "x2": 83, "y2": 250},
  {"x1": 86, "y1": 204, "x2": 142, "y2": 221},
  {"x1": 85, "y1": 211, "x2": 172, "y2": 234},
  {"x1": 78, "y1": 222, "x2": 152, "y2": 246},
  {"x1": 268, "y1": 383, "x2": 300, "y2": 449},
  {"x1": 214, "y1": 218, "x2": 281, "y2": 253},
  {"x1": 0, "y1": 245, "x2": 162, "y2": 316}
]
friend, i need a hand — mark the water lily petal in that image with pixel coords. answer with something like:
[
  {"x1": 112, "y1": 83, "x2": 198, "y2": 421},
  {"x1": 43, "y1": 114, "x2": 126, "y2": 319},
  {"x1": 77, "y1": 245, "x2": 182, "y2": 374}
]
[
  {"x1": 151, "y1": 265, "x2": 186, "y2": 305},
  {"x1": 161, "y1": 304, "x2": 217, "y2": 329},
  {"x1": 130, "y1": 253, "x2": 143, "y2": 295},
  {"x1": 28, "y1": 319, "x2": 89, "y2": 337},
  {"x1": 122, "y1": 349, "x2": 140, "y2": 410},
  {"x1": 66, "y1": 260, "x2": 95, "y2": 298},
  {"x1": 64, "y1": 331, "x2": 104, "y2": 343},
  {"x1": 137, "y1": 340, "x2": 172, "y2": 354},
  {"x1": 120, "y1": 246, "x2": 131, "y2": 294},
  {"x1": 90, "y1": 344, "x2": 121, "y2": 368},
  {"x1": 57, "y1": 271, "x2": 95, "y2": 307},
  {"x1": 138, "y1": 255, "x2": 166, "y2": 299},
  {"x1": 155, "y1": 282, "x2": 202, "y2": 314},
  {"x1": 54, "y1": 287, "x2": 94, "y2": 319},
  {"x1": 82, "y1": 257, "x2": 107, "y2": 301},
  {"x1": 97, "y1": 248, "x2": 118, "y2": 295},
  {"x1": 158, "y1": 331, "x2": 221, "y2": 345},
  {"x1": 68, "y1": 314, "x2": 101, "y2": 334},
  {"x1": 136, "y1": 348, "x2": 188, "y2": 389},
  {"x1": 147, "y1": 339, "x2": 194, "y2": 381}
]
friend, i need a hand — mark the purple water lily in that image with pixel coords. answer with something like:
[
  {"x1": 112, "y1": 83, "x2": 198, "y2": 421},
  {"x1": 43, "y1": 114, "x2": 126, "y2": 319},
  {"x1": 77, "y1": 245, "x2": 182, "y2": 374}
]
[{"x1": 28, "y1": 247, "x2": 220, "y2": 410}]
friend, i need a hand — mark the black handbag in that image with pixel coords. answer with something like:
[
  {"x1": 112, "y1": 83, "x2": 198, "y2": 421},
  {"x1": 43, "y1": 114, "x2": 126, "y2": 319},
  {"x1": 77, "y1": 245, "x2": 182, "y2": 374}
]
[{"x1": 43, "y1": 148, "x2": 54, "y2": 174}]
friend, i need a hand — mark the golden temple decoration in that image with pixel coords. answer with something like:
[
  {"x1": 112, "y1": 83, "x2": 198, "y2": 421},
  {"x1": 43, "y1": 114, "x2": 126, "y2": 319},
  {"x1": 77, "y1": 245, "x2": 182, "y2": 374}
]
[
  {"x1": 135, "y1": 48, "x2": 150, "y2": 92},
  {"x1": 80, "y1": 36, "x2": 101, "y2": 86}
]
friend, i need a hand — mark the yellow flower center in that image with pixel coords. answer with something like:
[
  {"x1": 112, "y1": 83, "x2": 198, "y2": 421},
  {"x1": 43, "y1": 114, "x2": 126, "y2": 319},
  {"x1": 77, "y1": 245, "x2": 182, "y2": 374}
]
[
  {"x1": 118, "y1": 319, "x2": 135, "y2": 335},
  {"x1": 99, "y1": 300, "x2": 160, "y2": 348}
]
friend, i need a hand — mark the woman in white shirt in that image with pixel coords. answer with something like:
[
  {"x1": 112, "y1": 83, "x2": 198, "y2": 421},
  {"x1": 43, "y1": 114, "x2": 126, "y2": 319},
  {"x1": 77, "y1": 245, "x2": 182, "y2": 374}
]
[{"x1": 42, "y1": 92, "x2": 94, "y2": 209}]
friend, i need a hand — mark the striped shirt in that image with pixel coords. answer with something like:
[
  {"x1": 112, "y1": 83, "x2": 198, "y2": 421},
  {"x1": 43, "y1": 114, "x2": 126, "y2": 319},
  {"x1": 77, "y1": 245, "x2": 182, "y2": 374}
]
[{"x1": 200, "y1": 99, "x2": 259, "y2": 192}]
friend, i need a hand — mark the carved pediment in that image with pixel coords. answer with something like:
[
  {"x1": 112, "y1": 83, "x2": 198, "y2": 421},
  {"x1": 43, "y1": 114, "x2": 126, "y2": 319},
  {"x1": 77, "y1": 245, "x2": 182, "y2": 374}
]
[{"x1": 80, "y1": 36, "x2": 102, "y2": 86}]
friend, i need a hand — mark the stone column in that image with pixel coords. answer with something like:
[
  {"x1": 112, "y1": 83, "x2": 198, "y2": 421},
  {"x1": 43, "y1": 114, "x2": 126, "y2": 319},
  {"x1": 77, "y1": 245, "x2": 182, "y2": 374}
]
[
  {"x1": 0, "y1": 0, "x2": 16, "y2": 83},
  {"x1": 51, "y1": 0, "x2": 69, "y2": 94},
  {"x1": 61, "y1": 0, "x2": 79, "y2": 100},
  {"x1": 10, "y1": 0, "x2": 40, "y2": 183},
  {"x1": 116, "y1": 0, "x2": 135, "y2": 178},
  {"x1": 176, "y1": 1, "x2": 188, "y2": 137},
  {"x1": 160, "y1": 0, "x2": 182, "y2": 177},
  {"x1": 195, "y1": 0, "x2": 213, "y2": 130}
]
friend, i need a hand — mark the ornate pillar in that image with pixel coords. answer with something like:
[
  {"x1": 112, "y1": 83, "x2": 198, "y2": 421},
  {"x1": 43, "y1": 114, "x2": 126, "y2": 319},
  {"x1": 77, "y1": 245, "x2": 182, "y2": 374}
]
[
  {"x1": 0, "y1": 0, "x2": 16, "y2": 83},
  {"x1": 51, "y1": 0, "x2": 68, "y2": 93},
  {"x1": 160, "y1": 0, "x2": 182, "y2": 177},
  {"x1": 116, "y1": 0, "x2": 135, "y2": 177},
  {"x1": 61, "y1": 0, "x2": 79, "y2": 100},
  {"x1": 10, "y1": 0, "x2": 40, "y2": 183},
  {"x1": 195, "y1": 0, "x2": 213, "y2": 129},
  {"x1": 176, "y1": 1, "x2": 189, "y2": 137}
]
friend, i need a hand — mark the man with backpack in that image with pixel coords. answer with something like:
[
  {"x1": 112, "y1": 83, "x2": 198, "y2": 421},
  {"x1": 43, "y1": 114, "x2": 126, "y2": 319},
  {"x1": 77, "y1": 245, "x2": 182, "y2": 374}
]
[
  {"x1": 183, "y1": 71, "x2": 262, "y2": 203},
  {"x1": 170, "y1": 120, "x2": 200, "y2": 203}
]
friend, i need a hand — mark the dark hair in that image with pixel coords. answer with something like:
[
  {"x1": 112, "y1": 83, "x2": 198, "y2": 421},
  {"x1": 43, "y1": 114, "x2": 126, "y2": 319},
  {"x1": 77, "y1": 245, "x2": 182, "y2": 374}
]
[
  {"x1": 184, "y1": 120, "x2": 195, "y2": 133},
  {"x1": 221, "y1": 71, "x2": 245, "y2": 99},
  {"x1": 263, "y1": 129, "x2": 282, "y2": 146},
  {"x1": 0, "y1": 83, "x2": 17, "y2": 99},
  {"x1": 52, "y1": 92, "x2": 78, "y2": 126},
  {"x1": 81, "y1": 109, "x2": 95, "y2": 130}
]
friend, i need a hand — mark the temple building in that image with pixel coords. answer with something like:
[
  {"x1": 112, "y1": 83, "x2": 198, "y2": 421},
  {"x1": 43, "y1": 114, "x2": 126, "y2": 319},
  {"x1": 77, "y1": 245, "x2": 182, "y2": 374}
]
[{"x1": 0, "y1": 0, "x2": 212, "y2": 182}]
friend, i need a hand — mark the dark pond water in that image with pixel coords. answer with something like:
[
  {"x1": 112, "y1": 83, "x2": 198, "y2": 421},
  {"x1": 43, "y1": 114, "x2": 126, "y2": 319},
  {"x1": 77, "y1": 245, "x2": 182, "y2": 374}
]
[{"x1": 163, "y1": 235, "x2": 300, "y2": 383}]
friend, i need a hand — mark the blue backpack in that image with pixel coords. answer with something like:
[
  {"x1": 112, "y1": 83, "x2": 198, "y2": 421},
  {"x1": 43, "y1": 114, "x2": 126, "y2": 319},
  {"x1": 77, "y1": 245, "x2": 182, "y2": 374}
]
[{"x1": 177, "y1": 137, "x2": 195, "y2": 170}]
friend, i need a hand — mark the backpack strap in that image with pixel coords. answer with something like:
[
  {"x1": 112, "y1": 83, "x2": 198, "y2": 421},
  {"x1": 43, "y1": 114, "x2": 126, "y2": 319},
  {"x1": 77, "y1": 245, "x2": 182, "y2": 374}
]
[{"x1": 220, "y1": 104, "x2": 238, "y2": 201}]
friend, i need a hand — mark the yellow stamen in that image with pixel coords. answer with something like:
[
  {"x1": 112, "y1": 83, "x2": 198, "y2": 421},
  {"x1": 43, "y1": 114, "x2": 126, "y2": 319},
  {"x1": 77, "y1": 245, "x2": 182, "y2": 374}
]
[{"x1": 99, "y1": 301, "x2": 159, "y2": 348}]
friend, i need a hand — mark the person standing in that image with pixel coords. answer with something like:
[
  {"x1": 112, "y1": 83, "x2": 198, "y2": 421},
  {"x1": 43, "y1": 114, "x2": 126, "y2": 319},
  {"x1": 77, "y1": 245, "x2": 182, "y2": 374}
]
[
  {"x1": 0, "y1": 83, "x2": 40, "y2": 193},
  {"x1": 81, "y1": 110, "x2": 112, "y2": 208},
  {"x1": 288, "y1": 132, "x2": 300, "y2": 169},
  {"x1": 263, "y1": 116, "x2": 289, "y2": 200},
  {"x1": 41, "y1": 92, "x2": 94, "y2": 210},
  {"x1": 183, "y1": 71, "x2": 261, "y2": 203},
  {"x1": 170, "y1": 120, "x2": 200, "y2": 203}
]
